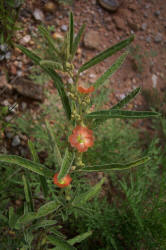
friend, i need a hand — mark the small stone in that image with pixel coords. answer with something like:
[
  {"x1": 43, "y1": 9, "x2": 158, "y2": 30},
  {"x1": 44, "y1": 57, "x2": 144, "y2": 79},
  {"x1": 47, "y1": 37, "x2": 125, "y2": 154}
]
[
  {"x1": 0, "y1": 44, "x2": 8, "y2": 52},
  {"x1": 61, "y1": 25, "x2": 68, "y2": 32},
  {"x1": 5, "y1": 131, "x2": 14, "y2": 139},
  {"x1": 84, "y1": 30, "x2": 100, "y2": 49},
  {"x1": 89, "y1": 73, "x2": 96, "y2": 78},
  {"x1": 141, "y1": 23, "x2": 147, "y2": 31},
  {"x1": 52, "y1": 33, "x2": 63, "y2": 40},
  {"x1": 113, "y1": 16, "x2": 125, "y2": 31},
  {"x1": 21, "y1": 102, "x2": 27, "y2": 110},
  {"x1": 0, "y1": 54, "x2": 5, "y2": 61},
  {"x1": 12, "y1": 135, "x2": 21, "y2": 147},
  {"x1": 98, "y1": 0, "x2": 122, "y2": 11},
  {"x1": 2, "y1": 100, "x2": 10, "y2": 106},
  {"x1": 5, "y1": 51, "x2": 11, "y2": 60},
  {"x1": 152, "y1": 74, "x2": 157, "y2": 88},
  {"x1": 17, "y1": 70, "x2": 23, "y2": 77},
  {"x1": 154, "y1": 10, "x2": 160, "y2": 17},
  {"x1": 146, "y1": 36, "x2": 151, "y2": 43},
  {"x1": 20, "y1": 35, "x2": 31, "y2": 44},
  {"x1": 33, "y1": 9, "x2": 45, "y2": 22},
  {"x1": 154, "y1": 33, "x2": 162, "y2": 43},
  {"x1": 44, "y1": 2, "x2": 56, "y2": 12}
]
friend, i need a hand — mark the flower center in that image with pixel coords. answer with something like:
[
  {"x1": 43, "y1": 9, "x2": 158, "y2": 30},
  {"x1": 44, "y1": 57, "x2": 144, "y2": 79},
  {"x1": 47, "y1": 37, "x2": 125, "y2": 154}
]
[
  {"x1": 59, "y1": 178, "x2": 65, "y2": 184},
  {"x1": 77, "y1": 134, "x2": 84, "y2": 144}
]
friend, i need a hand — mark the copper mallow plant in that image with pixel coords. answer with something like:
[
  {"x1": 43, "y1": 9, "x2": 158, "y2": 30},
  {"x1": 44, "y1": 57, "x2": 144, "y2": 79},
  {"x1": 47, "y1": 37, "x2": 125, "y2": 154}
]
[{"x1": 0, "y1": 13, "x2": 160, "y2": 249}]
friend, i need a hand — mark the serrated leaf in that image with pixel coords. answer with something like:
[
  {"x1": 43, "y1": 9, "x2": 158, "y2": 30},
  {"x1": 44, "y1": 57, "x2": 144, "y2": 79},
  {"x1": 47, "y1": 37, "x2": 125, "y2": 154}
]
[
  {"x1": 47, "y1": 235, "x2": 76, "y2": 250},
  {"x1": 22, "y1": 175, "x2": 34, "y2": 211},
  {"x1": 111, "y1": 87, "x2": 141, "y2": 109},
  {"x1": 58, "y1": 149, "x2": 74, "y2": 182},
  {"x1": 45, "y1": 120, "x2": 62, "y2": 168},
  {"x1": 0, "y1": 155, "x2": 53, "y2": 177},
  {"x1": 79, "y1": 156, "x2": 150, "y2": 172},
  {"x1": 16, "y1": 45, "x2": 71, "y2": 120},
  {"x1": 9, "y1": 207, "x2": 17, "y2": 229},
  {"x1": 37, "y1": 201, "x2": 60, "y2": 218},
  {"x1": 79, "y1": 35, "x2": 134, "y2": 72},
  {"x1": 71, "y1": 24, "x2": 85, "y2": 59},
  {"x1": 31, "y1": 220, "x2": 57, "y2": 230},
  {"x1": 73, "y1": 178, "x2": 105, "y2": 205},
  {"x1": 28, "y1": 140, "x2": 48, "y2": 198},
  {"x1": 69, "y1": 12, "x2": 74, "y2": 54},
  {"x1": 86, "y1": 109, "x2": 160, "y2": 119},
  {"x1": 94, "y1": 51, "x2": 128, "y2": 89},
  {"x1": 67, "y1": 231, "x2": 92, "y2": 245}
]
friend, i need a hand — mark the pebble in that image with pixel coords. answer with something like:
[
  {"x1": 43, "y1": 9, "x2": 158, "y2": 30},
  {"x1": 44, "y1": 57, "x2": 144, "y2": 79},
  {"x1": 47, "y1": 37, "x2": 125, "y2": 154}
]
[
  {"x1": 33, "y1": 9, "x2": 45, "y2": 22},
  {"x1": 154, "y1": 10, "x2": 160, "y2": 17},
  {"x1": 152, "y1": 74, "x2": 157, "y2": 88},
  {"x1": 12, "y1": 135, "x2": 21, "y2": 147},
  {"x1": 61, "y1": 25, "x2": 68, "y2": 32},
  {"x1": 21, "y1": 102, "x2": 27, "y2": 110},
  {"x1": 154, "y1": 33, "x2": 162, "y2": 43},
  {"x1": 141, "y1": 23, "x2": 147, "y2": 31},
  {"x1": 89, "y1": 73, "x2": 96, "y2": 79},
  {"x1": 0, "y1": 44, "x2": 8, "y2": 52},
  {"x1": 84, "y1": 30, "x2": 100, "y2": 50},
  {"x1": 5, "y1": 51, "x2": 11, "y2": 60},
  {"x1": 44, "y1": 2, "x2": 56, "y2": 12},
  {"x1": 21, "y1": 35, "x2": 31, "y2": 44},
  {"x1": 146, "y1": 36, "x2": 151, "y2": 43}
]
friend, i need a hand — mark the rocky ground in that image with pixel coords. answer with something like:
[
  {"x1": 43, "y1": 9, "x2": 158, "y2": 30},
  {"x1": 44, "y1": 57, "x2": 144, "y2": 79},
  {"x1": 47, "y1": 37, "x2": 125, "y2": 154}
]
[{"x1": 0, "y1": 0, "x2": 166, "y2": 154}]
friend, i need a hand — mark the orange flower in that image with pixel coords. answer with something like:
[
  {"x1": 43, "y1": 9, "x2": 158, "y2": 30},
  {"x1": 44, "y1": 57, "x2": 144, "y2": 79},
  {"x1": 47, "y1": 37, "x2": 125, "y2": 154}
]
[
  {"x1": 69, "y1": 126, "x2": 94, "y2": 152},
  {"x1": 53, "y1": 173, "x2": 72, "y2": 188},
  {"x1": 78, "y1": 86, "x2": 94, "y2": 94}
]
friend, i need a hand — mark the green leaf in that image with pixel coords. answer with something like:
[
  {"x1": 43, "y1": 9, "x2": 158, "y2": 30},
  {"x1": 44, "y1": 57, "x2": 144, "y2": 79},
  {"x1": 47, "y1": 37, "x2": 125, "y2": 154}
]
[
  {"x1": 69, "y1": 12, "x2": 74, "y2": 54},
  {"x1": 16, "y1": 45, "x2": 71, "y2": 120},
  {"x1": 0, "y1": 155, "x2": 54, "y2": 177},
  {"x1": 94, "y1": 51, "x2": 128, "y2": 89},
  {"x1": 58, "y1": 148, "x2": 74, "y2": 182},
  {"x1": 111, "y1": 87, "x2": 141, "y2": 109},
  {"x1": 40, "y1": 60, "x2": 63, "y2": 71},
  {"x1": 86, "y1": 109, "x2": 160, "y2": 119},
  {"x1": 79, "y1": 156, "x2": 150, "y2": 172},
  {"x1": 28, "y1": 140, "x2": 48, "y2": 198},
  {"x1": 79, "y1": 35, "x2": 134, "y2": 72},
  {"x1": 31, "y1": 220, "x2": 57, "y2": 230},
  {"x1": 73, "y1": 178, "x2": 105, "y2": 205},
  {"x1": 67, "y1": 231, "x2": 92, "y2": 245},
  {"x1": 22, "y1": 175, "x2": 34, "y2": 211},
  {"x1": 47, "y1": 235, "x2": 76, "y2": 250},
  {"x1": 71, "y1": 24, "x2": 86, "y2": 59},
  {"x1": 9, "y1": 207, "x2": 17, "y2": 229},
  {"x1": 37, "y1": 201, "x2": 60, "y2": 218},
  {"x1": 17, "y1": 212, "x2": 37, "y2": 225},
  {"x1": 38, "y1": 25, "x2": 60, "y2": 57},
  {"x1": 45, "y1": 120, "x2": 62, "y2": 168}
]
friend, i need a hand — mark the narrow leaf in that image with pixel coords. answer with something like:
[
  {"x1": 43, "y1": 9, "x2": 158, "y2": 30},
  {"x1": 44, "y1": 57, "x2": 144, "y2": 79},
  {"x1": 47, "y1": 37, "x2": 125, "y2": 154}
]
[
  {"x1": 16, "y1": 45, "x2": 71, "y2": 120},
  {"x1": 71, "y1": 24, "x2": 86, "y2": 59},
  {"x1": 58, "y1": 149, "x2": 74, "y2": 182},
  {"x1": 17, "y1": 212, "x2": 37, "y2": 225},
  {"x1": 73, "y1": 178, "x2": 105, "y2": 205},
  {"x1": 86, "y1": 109, "x2": 160, "y2": 119},
  {"x1": 0, "y1": 155, "x2": 54, "y2": 177},
  {"x1": 67, "y1": 231, "x2": 92, "y2": 245},
  {"x1": 94, "y1": 51, "x2": 128, "y2": 89},
  {"x1": 37, "y1": 201, "x2": 60, "y2": 218},
  {"x1": 9, "y1": 207, "x2": 17, "y2": 229},
  {"x1": 79, "y1": 35, "x2": 134, "y2": 72},
  {"x1": 28, "y1": 140, "x2": 48, "y2": 198},
  {"x1": 31, "y1": 220, "x2": 57, "y2": 230},
  {"x1": 79, "y1": 156, "x2": 150, "y2": 172},
  {"x1": 22, "y1": 175, "x2": 34, "y2": 212},
  {"x1": 45, "y1": 120, "x2": 62, "y2": 168},
  {"x1": 40, "y1": 60, "x2": 63, "y2": 71},
  {"x1": 47, "y1": 235, "x2": 76, "y2": 250},
  {"x1": 111, "y1": 87, "x2": 141, "y2": 109},
  {"x1": 69, "y1": 12, "x2": 74, "y2": 54}
]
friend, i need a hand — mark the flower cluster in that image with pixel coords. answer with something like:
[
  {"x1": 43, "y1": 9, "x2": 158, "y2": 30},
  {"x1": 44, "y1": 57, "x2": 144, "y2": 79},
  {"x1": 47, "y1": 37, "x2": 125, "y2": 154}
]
[{"x1": 69, "y1": 126, "x2": 94, "y2": 152}]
